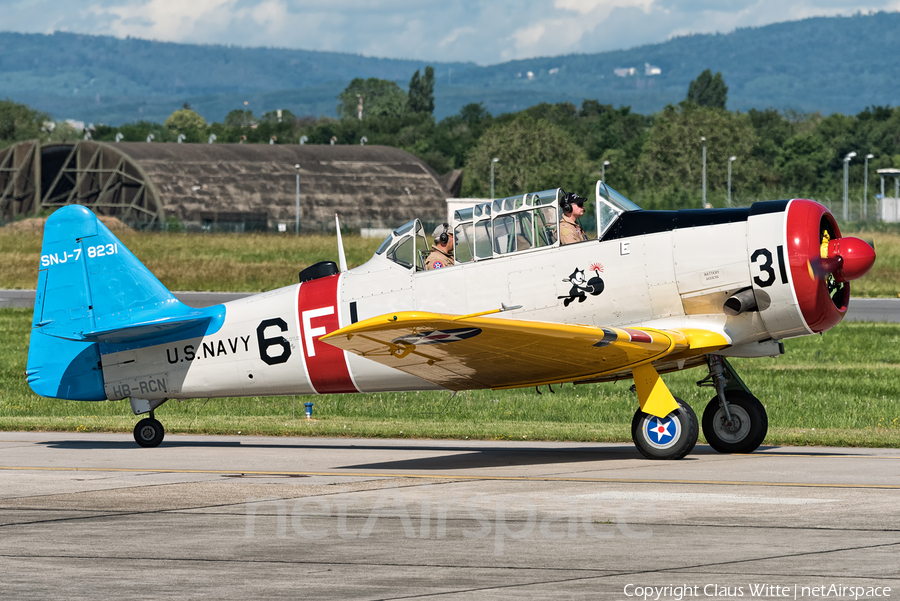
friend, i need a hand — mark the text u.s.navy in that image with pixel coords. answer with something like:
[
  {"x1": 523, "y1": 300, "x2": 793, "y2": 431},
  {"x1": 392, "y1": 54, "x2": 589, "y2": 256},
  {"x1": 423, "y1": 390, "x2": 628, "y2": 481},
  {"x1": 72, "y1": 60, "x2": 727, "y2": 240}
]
[{"x1": 165, "y1": 335, "x2": 253, "y2": 364}]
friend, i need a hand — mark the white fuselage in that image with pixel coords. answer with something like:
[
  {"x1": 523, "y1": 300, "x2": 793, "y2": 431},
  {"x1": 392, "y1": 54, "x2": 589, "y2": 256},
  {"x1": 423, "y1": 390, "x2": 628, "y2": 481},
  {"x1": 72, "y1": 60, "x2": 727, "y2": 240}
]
[{"x1": 99, "y1": 204, "x2": 808, "y2": 403}]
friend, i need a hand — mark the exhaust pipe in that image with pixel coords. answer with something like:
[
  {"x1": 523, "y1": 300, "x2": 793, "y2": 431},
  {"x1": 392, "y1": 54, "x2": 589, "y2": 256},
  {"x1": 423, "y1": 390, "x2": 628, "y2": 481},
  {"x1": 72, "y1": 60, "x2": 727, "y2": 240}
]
[{"x1": 724, "y1": 288, "x2": 758, "y2": 316}]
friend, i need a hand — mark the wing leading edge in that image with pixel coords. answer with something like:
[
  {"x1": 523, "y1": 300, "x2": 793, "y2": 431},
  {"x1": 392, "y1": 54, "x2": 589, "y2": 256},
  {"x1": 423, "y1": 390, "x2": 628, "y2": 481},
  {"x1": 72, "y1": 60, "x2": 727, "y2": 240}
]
[{"x1": 320, "y1": 311, "x2": 729, "y2": 418}]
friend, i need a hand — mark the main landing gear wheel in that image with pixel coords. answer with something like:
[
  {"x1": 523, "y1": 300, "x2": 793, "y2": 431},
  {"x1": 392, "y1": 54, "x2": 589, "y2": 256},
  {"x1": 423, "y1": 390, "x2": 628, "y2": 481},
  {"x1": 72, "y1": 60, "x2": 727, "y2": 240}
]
[
  {"x1": 134, "y1": 418, "x2": 165, "y2": 448},
  {"x1": 702, "y1": 390, "x2": 768, "y2": 454},
  {"x1": 631, "y1": 397, "x2": 698, "y2": 460}
]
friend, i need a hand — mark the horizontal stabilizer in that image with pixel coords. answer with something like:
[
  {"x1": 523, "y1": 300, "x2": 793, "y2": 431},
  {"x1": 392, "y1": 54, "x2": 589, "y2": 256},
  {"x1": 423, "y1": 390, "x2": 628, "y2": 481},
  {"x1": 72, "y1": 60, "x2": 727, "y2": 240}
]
[{"x1": 48, "y1": 313, "x2": 214, "y2": 344}]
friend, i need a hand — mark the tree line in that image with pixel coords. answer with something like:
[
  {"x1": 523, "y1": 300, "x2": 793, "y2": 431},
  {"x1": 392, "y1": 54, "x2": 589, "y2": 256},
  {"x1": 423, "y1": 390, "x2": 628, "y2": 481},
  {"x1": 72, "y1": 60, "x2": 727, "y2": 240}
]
[{"x1": 3, "y1": 67, "x2": 900, "y2": 213}]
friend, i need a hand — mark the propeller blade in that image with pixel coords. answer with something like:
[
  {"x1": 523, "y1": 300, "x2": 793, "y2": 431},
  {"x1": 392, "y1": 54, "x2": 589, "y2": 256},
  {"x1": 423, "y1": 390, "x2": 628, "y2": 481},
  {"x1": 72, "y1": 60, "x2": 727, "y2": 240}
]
[{"x1": 807, "y1": 256, "x2": 842, "y2": 281}]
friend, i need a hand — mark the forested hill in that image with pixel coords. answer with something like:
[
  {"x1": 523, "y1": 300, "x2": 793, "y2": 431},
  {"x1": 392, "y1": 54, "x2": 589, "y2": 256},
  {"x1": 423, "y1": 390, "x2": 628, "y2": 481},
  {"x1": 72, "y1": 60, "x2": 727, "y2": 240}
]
[
  {"x1": 460, "y1": 11, "x2": 900, "y2": 116},
  {"x1": 0, "y1": 31, "x2": 474, "y2": 96},
  {"x1": 0, "y1": 31, "x2": 472, "y2": 123},
  {"x1": 1, "y1": 11, "x2": 898, "y2": 125}
]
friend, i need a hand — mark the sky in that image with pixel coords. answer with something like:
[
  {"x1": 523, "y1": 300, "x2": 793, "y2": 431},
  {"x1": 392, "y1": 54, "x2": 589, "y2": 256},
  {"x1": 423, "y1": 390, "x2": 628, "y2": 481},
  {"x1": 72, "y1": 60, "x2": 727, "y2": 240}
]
[{"x1": 2, "y1": 0, "x2": 899, "y2": 65}]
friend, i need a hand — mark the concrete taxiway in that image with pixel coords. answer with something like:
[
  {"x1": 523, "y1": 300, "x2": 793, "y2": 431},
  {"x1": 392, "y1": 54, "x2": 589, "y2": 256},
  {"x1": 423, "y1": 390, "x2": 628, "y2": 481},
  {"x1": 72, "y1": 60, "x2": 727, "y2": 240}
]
[{"x1": 0, "y1": 432, "x2": 898, "y2": 600}]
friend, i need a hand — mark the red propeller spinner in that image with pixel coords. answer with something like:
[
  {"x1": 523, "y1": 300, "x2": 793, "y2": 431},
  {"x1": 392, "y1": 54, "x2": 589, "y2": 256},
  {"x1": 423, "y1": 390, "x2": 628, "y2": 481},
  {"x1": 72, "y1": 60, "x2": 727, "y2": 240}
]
[
  {"x1": 787, "y1": 200, "x2": 877, "y2": 333},
  {"x1": 808, "y1": 235, "x2": 877, "y2": 282}
]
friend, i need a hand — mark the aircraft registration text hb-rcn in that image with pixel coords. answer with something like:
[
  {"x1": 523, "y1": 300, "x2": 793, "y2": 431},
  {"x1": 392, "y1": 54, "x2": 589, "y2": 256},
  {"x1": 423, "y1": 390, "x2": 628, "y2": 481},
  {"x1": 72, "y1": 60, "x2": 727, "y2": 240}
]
[{"x1": 25, "y1": 181, "x2": 876, "y2": 459}]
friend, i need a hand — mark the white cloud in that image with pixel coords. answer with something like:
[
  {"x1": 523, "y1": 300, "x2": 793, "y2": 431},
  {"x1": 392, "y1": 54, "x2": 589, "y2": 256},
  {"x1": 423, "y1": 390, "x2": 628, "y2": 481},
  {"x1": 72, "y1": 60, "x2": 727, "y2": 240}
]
[
  {"x1": 554, "y1": 0, "x2": 655, "y2": 15},
  {"x1": 251, "y1": 1, "x2": 289, "y2": 25},
  {"x1": 510, "y1": 23, "x2": 547, "y2": 51},
  {"x1": 440, "y1": 26, "x2": 477, "y2": 48},
  {"x1": 88, "y1": 0, "x2": 240, "y2": 41}
]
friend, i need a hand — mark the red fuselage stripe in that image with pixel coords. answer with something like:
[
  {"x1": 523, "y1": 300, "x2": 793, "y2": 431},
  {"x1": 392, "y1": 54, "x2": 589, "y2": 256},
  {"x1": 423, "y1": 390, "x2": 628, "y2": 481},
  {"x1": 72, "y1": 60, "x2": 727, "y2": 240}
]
[{"x1": 297, "y1": 275, "x2": 358, "y2": 394}]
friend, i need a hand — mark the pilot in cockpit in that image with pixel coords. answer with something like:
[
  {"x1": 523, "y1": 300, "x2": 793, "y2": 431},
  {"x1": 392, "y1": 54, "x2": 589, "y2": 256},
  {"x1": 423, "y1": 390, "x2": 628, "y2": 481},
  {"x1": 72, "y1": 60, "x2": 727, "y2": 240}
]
[
  {"x1": 424, "y1": 223, "x2": 455, "y2": 270},
  {"x1": 559, "y1": 191, "x2": 589, "y2": 245}
]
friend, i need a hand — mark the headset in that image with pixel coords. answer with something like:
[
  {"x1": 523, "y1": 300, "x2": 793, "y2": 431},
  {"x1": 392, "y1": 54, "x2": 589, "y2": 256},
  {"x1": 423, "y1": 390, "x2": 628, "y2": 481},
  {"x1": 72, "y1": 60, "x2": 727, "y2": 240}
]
[
  {"x1": 560, "y1": 192, "x2": 584, "y2": 215},
  {"x1": 438, "y1": 222, "x2": 450, "y2": 244}
]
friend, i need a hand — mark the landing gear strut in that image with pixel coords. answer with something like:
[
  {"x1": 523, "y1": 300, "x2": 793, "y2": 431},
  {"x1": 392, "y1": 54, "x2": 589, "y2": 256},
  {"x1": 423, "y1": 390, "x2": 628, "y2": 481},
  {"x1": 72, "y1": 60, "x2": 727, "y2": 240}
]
[{"x1": 699, "y1": 356, "x2": 768, "y2": 454}]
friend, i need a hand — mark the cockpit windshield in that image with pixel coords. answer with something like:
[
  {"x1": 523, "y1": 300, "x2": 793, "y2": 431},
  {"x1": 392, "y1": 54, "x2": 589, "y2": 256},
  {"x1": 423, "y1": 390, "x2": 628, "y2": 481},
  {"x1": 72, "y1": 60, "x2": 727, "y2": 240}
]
[
  {"x1": 595, "y1": 181, "x2": 641, "y2": 239},
  {"x1": 376, "y1": 220, "x2": 429, "y2": 271},
  {"x1": 376, "y1": 220, "x2": 417, "y2": 255}
]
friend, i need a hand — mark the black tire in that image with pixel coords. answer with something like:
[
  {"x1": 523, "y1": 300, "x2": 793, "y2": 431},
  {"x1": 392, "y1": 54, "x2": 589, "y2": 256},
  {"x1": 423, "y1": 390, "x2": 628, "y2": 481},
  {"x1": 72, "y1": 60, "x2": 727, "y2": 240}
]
[
  {"x1": 134, "y1": 418, "x2": 165, "y2": 448},
  {"x1": 631, "y1": 397, "x2": 698, "y2": 460},
  {"x1": 702, "y1": 391, "x2": 768, "y2": 454}
]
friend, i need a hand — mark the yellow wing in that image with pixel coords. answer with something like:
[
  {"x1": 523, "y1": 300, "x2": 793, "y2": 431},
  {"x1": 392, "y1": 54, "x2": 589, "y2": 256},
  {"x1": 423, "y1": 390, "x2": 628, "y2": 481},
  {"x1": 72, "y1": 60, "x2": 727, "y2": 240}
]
[{"x1": 321, "y1": 310, "x2": 728, "y2": 418}]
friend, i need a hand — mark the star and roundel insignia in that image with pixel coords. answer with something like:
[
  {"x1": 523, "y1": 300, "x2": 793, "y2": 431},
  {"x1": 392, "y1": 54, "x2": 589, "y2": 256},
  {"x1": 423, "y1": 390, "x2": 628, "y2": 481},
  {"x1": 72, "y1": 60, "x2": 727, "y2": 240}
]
[
  {"x1": 392, "y1": 328, "x2": 482, "y2": 346},
  {"x1": 645, "y1": 417, "x2": 677, "y2": 446},
  {"x1": 433, "y1": 261, "x2": 444, "y2": 269}
]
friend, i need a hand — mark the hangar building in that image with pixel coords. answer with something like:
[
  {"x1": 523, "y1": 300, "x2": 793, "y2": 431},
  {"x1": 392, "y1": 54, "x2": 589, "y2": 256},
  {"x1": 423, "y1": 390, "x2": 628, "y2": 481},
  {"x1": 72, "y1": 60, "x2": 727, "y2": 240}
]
[{"x1": 0, "y1": 140, "x2": 461, "y2": 232}]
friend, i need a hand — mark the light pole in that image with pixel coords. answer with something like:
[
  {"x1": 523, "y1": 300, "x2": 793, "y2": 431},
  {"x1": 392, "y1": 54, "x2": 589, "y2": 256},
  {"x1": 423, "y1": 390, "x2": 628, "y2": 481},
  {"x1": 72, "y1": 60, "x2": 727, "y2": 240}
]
[
  {"x1": 864, "y1": 153, "x2": 874, "y2": 220},
  {"x1": 294, "y1": 164, "x2": 301, "y2": 236},
  {"x1": 843, "y1": 151, "x2": 856, "y2": 221},
  {"x1": 602, "y1": 160, "x2": 610, "y2": 182},
  {"x1": 727, "y1": 156, "x2": 736, "y2": 207},
  {"x1": 490, "y1": 157, "x2": 499, "y2": 198},
  {"x1": 701, "y1": 137, "x2": 707, "y2": 208}
]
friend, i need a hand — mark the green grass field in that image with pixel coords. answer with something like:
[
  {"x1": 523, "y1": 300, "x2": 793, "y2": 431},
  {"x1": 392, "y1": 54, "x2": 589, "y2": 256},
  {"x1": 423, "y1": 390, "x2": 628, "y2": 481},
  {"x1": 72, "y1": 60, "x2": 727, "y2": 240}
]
[
  {"x1": 1, "y1": 227, "x2": 898, "y2": 296},
  {"x1": 2, "y1": 309, "x2": 898, "y2": 447}
]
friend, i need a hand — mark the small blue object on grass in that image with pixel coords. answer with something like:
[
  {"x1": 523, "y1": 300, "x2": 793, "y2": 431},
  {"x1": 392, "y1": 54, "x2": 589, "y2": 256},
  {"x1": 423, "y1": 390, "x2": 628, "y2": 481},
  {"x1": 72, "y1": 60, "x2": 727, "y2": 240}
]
[{"x1": 305, "y1": 402, "x2": 314, "y2": 419}]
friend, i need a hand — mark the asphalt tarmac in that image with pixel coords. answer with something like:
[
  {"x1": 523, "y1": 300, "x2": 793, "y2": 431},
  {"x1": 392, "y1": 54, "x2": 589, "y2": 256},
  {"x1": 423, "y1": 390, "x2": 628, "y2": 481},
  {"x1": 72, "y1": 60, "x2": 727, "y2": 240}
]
[{"x1": 1, "y1": 432, "x2": 898, "y2": 600}]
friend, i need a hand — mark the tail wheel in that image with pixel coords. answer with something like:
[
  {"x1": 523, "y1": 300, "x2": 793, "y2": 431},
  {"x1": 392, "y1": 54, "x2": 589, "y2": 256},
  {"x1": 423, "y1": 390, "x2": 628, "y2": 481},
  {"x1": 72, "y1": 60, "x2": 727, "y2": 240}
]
[
  {"x1": 134, "y1": 418, "x2": 165, "y2": 448},
  {"x1": 631, "y1": 397, "x2": 698, "y2": 460},
  {"x1": 702, "y1": 390, "x2": 768, "y2": 454}
]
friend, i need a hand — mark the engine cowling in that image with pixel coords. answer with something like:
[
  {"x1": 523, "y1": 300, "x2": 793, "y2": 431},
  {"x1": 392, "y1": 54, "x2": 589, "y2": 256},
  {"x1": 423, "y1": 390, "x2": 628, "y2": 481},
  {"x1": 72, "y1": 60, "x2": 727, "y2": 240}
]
[{"x1": 748, "y1": 199, "x2": 875, "y2": 338}]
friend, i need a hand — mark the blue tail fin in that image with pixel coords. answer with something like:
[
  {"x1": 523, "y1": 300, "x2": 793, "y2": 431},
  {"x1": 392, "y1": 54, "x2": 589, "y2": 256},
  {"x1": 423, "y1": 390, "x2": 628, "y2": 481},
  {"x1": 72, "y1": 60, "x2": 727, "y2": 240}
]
[{"x1": 26, "y1": 205, "x2": 209, "y2": 400}]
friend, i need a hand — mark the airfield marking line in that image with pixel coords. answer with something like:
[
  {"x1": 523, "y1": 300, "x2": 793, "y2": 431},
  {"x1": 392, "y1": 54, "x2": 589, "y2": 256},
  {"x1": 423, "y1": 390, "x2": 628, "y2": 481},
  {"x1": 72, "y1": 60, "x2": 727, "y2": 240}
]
[{"x1": 0, "y1": 466, "x2": 898, "y2": 489}]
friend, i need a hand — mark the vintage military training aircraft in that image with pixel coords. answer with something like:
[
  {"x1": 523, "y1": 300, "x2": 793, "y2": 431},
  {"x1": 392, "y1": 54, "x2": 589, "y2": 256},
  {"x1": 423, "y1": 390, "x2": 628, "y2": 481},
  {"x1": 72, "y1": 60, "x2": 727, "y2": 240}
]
[{"x1": 26, "y1": 182, "x2": 876, "y2": 459}]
